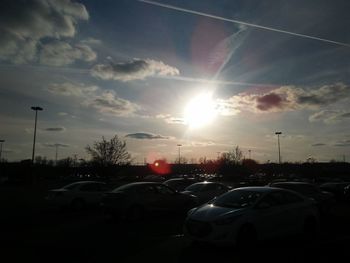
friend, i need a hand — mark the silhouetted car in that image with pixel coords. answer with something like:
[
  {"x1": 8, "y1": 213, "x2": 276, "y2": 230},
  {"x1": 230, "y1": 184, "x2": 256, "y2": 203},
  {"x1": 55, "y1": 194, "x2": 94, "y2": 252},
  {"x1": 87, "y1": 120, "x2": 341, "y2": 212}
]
[
  {"x1": 269, "y1": 182, "x2": 335, "y2": 213},
  {"x1": 184, "y1": 187, "x2": 320, "y2": 247},
  {"x1": 344, "y1": 184, "x2": 350, "y2": 201},
  {"x1": 163, "y1": 178, "x2": 198, "y2": 192},
  {"x1": 101, "y1": 182, "x2": 198, "y2": 220},
  {"x1": 46, "y1": 181, "x2": 109, "y2": 210},
  {"x1": 181, "y1": 182, "x2": 229, "y2": 204},
  {"x1": 320, "y1": 182, "x2": 350, "y2": 201}
]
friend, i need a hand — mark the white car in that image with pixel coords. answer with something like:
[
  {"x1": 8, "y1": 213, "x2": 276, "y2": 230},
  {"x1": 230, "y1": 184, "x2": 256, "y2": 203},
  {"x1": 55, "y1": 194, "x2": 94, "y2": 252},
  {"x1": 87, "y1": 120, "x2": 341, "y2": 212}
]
[
  {"x1": 46, "y1": 181, "x2": 109, "y2": 209},
  {"x1": 184, "y1": 187, "x2": 319, "y2": 247},
  {"x1": 181, "y1": 182, "x2": 229, "y2": 204}
]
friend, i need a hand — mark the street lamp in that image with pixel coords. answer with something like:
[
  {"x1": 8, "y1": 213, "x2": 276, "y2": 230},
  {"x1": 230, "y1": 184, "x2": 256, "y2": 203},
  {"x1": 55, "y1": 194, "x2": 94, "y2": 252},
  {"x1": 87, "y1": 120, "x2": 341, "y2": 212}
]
[
  {"x1": 0, "y1": 139, "x2": 4, "y2": 162},
  {"x1": 177, "y1": 144, "x2": 182, "y2": 164},
  {"x1": 275, "y1": 131, "x2": 282, "y2": 164},
  {"x1": 31, "y1": 106, "x2": 43, "y2": 163}
]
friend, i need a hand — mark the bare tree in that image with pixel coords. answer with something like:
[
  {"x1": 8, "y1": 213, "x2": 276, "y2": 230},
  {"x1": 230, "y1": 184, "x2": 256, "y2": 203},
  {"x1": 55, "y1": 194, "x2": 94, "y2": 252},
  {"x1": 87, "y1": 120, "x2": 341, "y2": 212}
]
[
  {"x1": 221, "y1": 146, "x2": 243, "y2": 165},
  {"x1": 86, "y1": 135, "x2": 131, "y2": 166}
]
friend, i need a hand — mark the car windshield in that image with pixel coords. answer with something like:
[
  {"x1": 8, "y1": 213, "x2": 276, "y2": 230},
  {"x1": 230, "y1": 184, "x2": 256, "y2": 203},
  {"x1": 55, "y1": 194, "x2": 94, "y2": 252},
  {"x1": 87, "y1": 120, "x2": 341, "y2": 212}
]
[
  {"x1": 185, "y1": 183, "x2": 205, "y2": 192},
  {"x1": 213, "y1": 190, "x2": 262, "y2": 208}
]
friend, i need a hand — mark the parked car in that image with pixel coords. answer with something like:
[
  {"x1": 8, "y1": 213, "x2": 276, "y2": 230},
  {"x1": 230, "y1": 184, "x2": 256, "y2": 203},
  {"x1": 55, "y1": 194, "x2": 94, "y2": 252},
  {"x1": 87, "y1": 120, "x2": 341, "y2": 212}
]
[
  {"x1": 163, "y1": 178, "x2": 198, "y2": 192},
  {"x1": 269, "y1": 182, "x2": 335, "y2": 213},
  {"x1": 319, "y1": 182, "x2": 350, "y2": 201},
  {"x1": 184, "y1": 187, "x2": 320, "y2": 247},
  {"x1": 101, "y1": 182, "x2": 198, "y2": 220},
  {"x1": 46, "y1": 181, "x2": 109, "y2": 210},
  {"x1": 344, "y1": 184, "x2": 350, "y2": 201},
  {"x1": 181, "y1": 182, "x2": 229, "y2": 204}
]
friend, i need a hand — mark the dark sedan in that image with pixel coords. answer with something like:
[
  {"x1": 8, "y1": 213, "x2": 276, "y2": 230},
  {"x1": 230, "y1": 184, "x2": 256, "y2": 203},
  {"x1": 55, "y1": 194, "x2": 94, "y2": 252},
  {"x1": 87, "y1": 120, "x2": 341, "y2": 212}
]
[
  {"x1": 101, "y1": 182, "x2": 198, "y2": 220},
  {"x1": 269, "y1": 182, "x2": 335, "y2": 214}
]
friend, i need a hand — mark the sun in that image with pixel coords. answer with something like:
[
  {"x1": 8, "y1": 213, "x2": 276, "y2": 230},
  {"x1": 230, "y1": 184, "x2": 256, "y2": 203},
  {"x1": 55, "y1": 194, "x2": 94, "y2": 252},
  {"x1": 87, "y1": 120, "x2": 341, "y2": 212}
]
[{"x1": 184, "y1": 92, "x2": 217, "y2": 129}]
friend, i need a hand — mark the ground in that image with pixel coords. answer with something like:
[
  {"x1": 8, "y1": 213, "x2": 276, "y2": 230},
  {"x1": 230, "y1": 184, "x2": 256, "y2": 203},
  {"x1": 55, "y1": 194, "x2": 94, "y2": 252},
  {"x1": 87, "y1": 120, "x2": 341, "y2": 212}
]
[{"x1": 1, "y1": 183, "x2": 350, "y2": 262}]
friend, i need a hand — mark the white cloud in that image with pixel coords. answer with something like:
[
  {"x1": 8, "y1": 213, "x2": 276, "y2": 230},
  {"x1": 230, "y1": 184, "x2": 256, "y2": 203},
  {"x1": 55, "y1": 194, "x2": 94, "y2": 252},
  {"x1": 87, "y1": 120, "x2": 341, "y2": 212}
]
[
  {"x1": 309, "y1": 110, "x2": 350, "y2": 124},
  {"x1": 40, "y1": 41, "x2": 96, "y2": 66},
  {"x1": 0, "y1": 0, "x2": 92, "y2": 65},
  {"x1": 92, "y1": 59, "x2": 180, "y2": 81},
  {"x1": 47, "y1": 82, "x2": 98, "y2": 97}
]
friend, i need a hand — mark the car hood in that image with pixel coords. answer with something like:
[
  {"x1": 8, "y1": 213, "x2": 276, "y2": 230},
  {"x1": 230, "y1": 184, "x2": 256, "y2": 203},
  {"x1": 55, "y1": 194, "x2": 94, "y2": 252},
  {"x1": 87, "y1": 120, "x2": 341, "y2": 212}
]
[{"x1": 189, "y1": 204, "x2": 246, "y2": 221}]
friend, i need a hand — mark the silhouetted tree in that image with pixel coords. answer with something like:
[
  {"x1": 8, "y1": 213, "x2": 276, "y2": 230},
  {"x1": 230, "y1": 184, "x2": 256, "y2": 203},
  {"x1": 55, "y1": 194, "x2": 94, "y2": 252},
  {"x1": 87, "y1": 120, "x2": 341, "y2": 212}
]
[
  {"x1": 85, "y1": 135, "x2": 131, "y2": 166},
  {"x1": 220, "y1": 146, "x2": 243, "y2": 165}
]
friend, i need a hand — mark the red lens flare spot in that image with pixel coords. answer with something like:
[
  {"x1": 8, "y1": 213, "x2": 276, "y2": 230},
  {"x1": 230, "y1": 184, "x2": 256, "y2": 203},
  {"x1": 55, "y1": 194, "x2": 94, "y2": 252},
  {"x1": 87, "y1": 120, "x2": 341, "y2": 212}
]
[{"x1": 149, "y1": 159, "x2": 171, "y2": 175}]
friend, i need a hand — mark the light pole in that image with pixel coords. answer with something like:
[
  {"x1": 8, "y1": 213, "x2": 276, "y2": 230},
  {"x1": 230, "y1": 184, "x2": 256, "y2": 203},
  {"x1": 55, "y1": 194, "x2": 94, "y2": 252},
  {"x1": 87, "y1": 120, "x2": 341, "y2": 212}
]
[
  {"x1": 31, "y1": 106, "x2": 43, "y2": 163},
  {"x1": 0, "y1": 140, "x2": 4, "y2": 162},
  {"x1": 275, "y1": 131, "x2": 282, "y2": 164},
  {"x1": 177, "y1": 144, "x2": 182, "y2": 164},
  {"x1": 248, "y1": 149, "x2": 251, "y2": 159},
  {"x1": 54, "y1": 143, "x2": 59, "y2": 165}
]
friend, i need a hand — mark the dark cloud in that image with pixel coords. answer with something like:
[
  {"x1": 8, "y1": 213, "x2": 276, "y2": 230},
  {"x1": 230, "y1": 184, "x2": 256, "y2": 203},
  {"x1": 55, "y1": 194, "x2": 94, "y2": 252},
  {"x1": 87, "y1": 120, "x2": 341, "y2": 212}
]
[
  {"x1": 0, "y1": 0, "x2": 92, "y2": 65},
  {"x1": 83, "y1": 90, "x2": 139, "y2": 116},
  {"x1": 44, "y1": 143, "x2": 69, "y2": 147},
  {"x1": 91, "y1": 59, "x2": 179, "y2": 81},
  {"x1": 311, "y1": 143, "x2": 326, "y2": 147},
  {"x1": 256, "y1": 93, "x2": 284, "y2": 111},
  {"x1": 218, "y1": 83, "x2": 350, "y2": 115},
  {"x1": 125, "y1": 133, "x2": 170, "y2": 140},
  {"x1": 44, "y1": 127, "x2": 66, "y2": 132},
  {"x1": 333, "y1": 140, "x2": 350, "y2": 147}
]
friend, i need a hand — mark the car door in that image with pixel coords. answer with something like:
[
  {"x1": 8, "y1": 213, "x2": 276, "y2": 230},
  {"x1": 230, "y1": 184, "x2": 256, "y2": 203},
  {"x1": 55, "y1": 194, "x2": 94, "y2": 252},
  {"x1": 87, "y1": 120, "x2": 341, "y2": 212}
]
[
  {"x1": 154, "y1": 184, "x2": 183, "y2": 211},
  {"x1": 253, "y1": 192, "x2": 290, "y2": 239},
  {"x1": 78, "y1": 183, "x2": 105, "y2": 205}
]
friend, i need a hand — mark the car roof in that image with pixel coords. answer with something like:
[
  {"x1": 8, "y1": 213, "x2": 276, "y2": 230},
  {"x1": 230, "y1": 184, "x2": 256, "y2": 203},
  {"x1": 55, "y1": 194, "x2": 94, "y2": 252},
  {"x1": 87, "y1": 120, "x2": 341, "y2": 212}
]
[
  {"x1": 234, "y1": 186, "x2": 280, "y2": 193},
  {"x1": 164, "y1": 178, "x2": 195, "y2": 182},
  {"x1": 271, "y1": 181, "x2": 313, "y2": 186},
  {"x1": 64, "y1": 181, "x2": 105, "y2": 185}
]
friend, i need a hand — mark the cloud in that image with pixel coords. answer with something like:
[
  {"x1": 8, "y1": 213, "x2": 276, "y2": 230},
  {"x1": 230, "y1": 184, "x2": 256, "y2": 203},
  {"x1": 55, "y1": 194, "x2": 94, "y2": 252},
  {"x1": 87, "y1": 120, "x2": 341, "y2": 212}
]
[
  {"x1": 91, "y1": 59, "x2": 180, "y2": 81},
  {"x1": 83, "y1": 90, "x2": 139, "y2": 116},
  {"x1": 44, "y1": 143, "x2": 69, "y2": 148},
  {"x1": 125, "y1": 133, "x2": 170, "y2": 140},
  {"x1": 40, "y1": 41, "x2": 96, "y2": 66},
  {"x1": 311, "y1": 143, "x2": 326, "y2": 147},
  {"x1": 58, "y1": 112, "x2": 68, "y2": 116},
  {"x1": 156, "y1": 114, "x2": 185, "y2": 124},
  {"x1": 81, "y1": 38, "x2": 102, "y2": 45},
  {"x1": 333, "y1": 140, "x2": 350, "y2": 147},
  {"x1": 217, "y1": 83, "x2": 350, "y2": 115},
  {"x1": 44, "y1": 127, "x2": 66, "y2": 132},
  {"x1": 0, "y1": 0, "x2": 90, "y2": 64},
  {"x1": 47, "y1": 82, "x2": 98, "y2": 97},
  {"x1": 309, "y1": 110, "x2": 350, "y2": 124}
]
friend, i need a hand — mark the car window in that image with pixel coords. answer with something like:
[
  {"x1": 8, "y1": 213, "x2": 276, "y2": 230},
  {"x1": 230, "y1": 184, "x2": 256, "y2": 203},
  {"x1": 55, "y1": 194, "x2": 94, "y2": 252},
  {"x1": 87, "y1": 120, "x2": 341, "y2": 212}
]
[
  {"x1": 213, "y1": 190, "x2": 261, "y2": 208},
  {"x1": 282, "y1": 191, "x2": 304, "y2": 203},
  {"x1": 185, "y1": 183, "x2": 203, "y2": 192},
  {"x1": 155, "y1": 185, "x2": 175, "y2": 195},
  {"x1": 257, "y1": 193, "x2": 280, "y2": 208}
]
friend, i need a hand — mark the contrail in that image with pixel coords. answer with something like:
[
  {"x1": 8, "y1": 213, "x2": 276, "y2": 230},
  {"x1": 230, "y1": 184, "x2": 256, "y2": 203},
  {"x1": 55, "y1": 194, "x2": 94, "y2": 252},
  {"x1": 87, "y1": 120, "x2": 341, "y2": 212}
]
[
  {"x1": 157, "y1": 75, "x2": 278, "y2": 88},
  {"x1": 139, "y1": 0, "x2": 350, "y2": 48}
]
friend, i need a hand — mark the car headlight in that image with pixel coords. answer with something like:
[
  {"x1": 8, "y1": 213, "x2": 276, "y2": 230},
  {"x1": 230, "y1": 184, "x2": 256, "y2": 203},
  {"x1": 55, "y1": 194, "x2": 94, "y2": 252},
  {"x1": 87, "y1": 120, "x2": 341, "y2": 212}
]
[{"x1": 214, "y1": 215, "x2": 242, "y2": 225}]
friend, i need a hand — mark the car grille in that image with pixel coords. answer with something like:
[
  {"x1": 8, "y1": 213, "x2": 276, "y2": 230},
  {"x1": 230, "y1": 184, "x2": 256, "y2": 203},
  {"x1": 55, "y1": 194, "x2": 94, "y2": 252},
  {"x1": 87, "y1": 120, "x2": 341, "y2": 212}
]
[{"x1": 186, "y1": 219, "x2": 212, "y2": 238}]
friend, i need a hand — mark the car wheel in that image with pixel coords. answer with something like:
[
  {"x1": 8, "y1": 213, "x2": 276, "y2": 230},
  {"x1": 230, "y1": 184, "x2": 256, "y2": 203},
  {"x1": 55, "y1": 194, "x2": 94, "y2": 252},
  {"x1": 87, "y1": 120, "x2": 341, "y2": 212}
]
[
  {"x1": 126, "y1": 205, "x2": 144, "y2": 222},
  {"x1": 70, "y1": 198, "x2": 85, "y2": 211},
  {"x1": 236, "y1": 224, "x2": 257, "y2": 251}
]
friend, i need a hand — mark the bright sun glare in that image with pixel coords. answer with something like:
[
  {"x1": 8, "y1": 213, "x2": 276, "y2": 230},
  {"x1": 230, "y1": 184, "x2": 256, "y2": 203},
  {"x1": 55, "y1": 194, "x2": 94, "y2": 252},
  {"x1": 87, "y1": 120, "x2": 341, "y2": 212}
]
[{"x1": 184, "y1": 92, "x2": 217, "y2": 129}]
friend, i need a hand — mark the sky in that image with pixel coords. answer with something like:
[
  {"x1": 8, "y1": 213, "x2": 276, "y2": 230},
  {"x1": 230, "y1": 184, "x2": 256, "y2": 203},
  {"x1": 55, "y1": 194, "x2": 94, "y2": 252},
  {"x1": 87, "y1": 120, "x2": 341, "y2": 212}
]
[{"x1": 0, "y1": 0, "x2": 349, "y2": 164}]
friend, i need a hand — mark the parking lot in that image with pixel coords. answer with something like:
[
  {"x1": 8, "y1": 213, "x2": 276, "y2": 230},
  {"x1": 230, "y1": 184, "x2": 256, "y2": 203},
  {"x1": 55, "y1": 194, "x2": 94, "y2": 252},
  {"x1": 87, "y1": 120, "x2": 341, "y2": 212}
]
[{"x1": 2, "y1": 182, "x2": 350, "y2": 263}]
